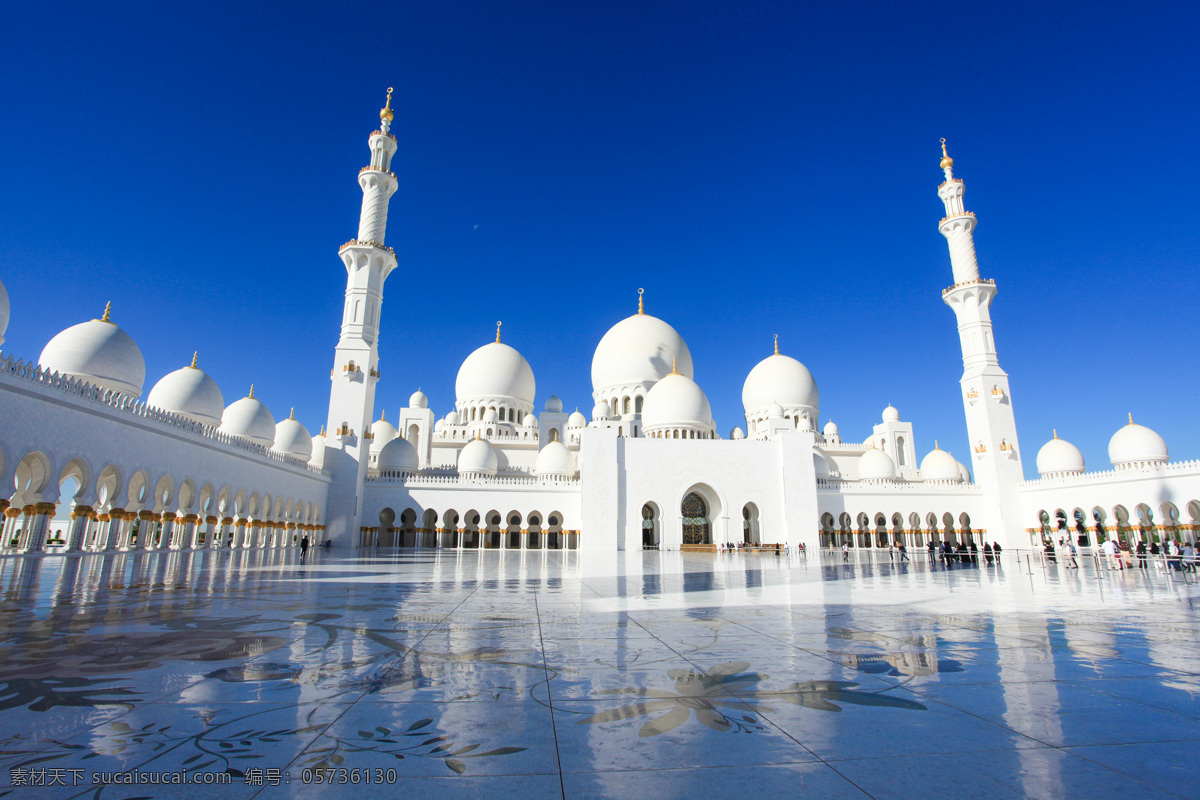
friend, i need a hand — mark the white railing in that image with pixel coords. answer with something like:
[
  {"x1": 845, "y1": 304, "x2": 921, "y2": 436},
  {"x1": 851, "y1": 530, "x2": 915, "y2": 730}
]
[
  {"x1": 0, "y1": 353, "x2": 324, "y2": 475},
  {"x1": 368, "y1": 469, "x2": 580, "y2": 487},
  {"x1": 1018, "y1": 459, "x2": 1200, "y2": 489},
  {"x1": 817, "y1": 478, "x2": 980, "y2": 493}
]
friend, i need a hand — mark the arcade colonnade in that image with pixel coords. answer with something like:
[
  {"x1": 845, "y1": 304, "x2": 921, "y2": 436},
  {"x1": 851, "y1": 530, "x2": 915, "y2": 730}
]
[
  {"x1": 817, "y1": 510, "x2": 983, "y2": 550},
  {"x1": 364, "y1": 507, "x2": 579, "y2": 550},
  {"x1": 1029, "y1": 500, "x2": 1200, "y2": 548}
]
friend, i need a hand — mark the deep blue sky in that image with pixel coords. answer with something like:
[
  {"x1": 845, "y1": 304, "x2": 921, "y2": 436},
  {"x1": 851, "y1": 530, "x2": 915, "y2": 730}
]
[{"x1": 2, "y1": 1, "x2": 1197, "y2": 478}]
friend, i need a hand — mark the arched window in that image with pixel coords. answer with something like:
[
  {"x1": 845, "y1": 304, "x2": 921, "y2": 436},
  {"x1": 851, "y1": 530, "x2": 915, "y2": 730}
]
[
  {"x1": 623, "y1": 396, "x2": 631, "y2": 414},
  {"x1": 641, "y1": 504, "x2": 657, "y2": 548},
  {"x1": 635, "y1": 396, "x2": 643, "y2": 413},
  {"x1": 896, "y1": 436, "x2": 906, "y2": 466},
  {"x1": 682, "y1": 493, "x2": 710, "y2": 545},
  {"x1": 509, "y1": 408, "x2": 515, "y2": 422}
]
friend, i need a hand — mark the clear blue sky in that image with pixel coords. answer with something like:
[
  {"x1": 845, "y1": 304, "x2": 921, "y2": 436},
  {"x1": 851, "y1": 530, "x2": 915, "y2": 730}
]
[{"x1": 2, "y1": 1, "x2": 1196, "y2": 478}]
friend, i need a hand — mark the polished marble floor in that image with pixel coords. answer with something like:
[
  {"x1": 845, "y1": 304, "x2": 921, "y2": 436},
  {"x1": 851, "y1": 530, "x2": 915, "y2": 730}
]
[{"x1": 0, "y1": 547, "x2": 1198, "y2": 799}]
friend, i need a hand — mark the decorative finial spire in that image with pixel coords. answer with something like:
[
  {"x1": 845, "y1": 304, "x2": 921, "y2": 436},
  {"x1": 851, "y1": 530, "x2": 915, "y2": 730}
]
[
  {"x1": 671, "y1": 357, "x2": 678, "y2": 374},
  {"x1": 1128, "y1": 412, "x2": 1134, "y2": 426},
  {"x1": 101, "y1": 301, "x2": 112, "y2": 323},
  {"x1": 319, "y1": 424, "x2": 326, "y2": 436},
  {"x1": 934, "y1": 440, "x2": 940, "y2": 450},
  {"x1": 638, "y1": 288, "x2": 644, "y2": 315},
  {"x1": 773, "y1": 334, "x2": 779, "y2": 355},
  {"x1": 380, "y1": 87, "x2": 394, "y2": 123},
  {"x1": 939, "y1": 138, "x2": 954, "y2": 173},
  {"x1": 1053, "y1": 429, "x2": 1058, "y2": 439},
  {"x1": 190, "y1": 351, "x2": 198, "y2": 368},
  {"x1": 476, "y1": 430, "x2": 482, "y2": 441},
  {"x1": 553, "y1": 429, "x2": 559, "y2": 443},
  {"x1": 248, "y1": 385, "x2": 255, "y2": 399},
  {"x1": 496, "y1": 321, "x2": 502, "y2": 343},
  {"x1": 381, "y1": 409, "x2": 386, "y2": 421},
  {"x1": 289, "y1": 408, "x2": 295, "y2": 420}
]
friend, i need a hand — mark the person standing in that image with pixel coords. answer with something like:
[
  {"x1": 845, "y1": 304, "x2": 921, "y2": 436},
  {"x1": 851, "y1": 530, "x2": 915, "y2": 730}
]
[
  {"x1": 1100, "y1": 537, "x2": 1119, "y2": 570},
  {"x1": 1136, "y1": 540, "x2": 1147, "y2": 569},
  {"x1": 300, "y1": 534, "x2": 310, "y2": 560},
  {"x1": 983, "y1": 542, "x2": 993, "y2": 565},
  {"x1": 1065, "y1": 539, "x2": 1078, "y2": 569},
  {"x1": 992, "y1": 542, "x2": 1003, "y2": 561},
  {"x1": 842, "y1": 542, "x2": 849, "y2": 561}
]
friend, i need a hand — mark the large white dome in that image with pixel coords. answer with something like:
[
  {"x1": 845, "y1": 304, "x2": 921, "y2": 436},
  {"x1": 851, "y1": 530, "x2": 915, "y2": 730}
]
[
  {"x1": 535, "y1": 439, "x2": 571, "y2": 477},
  {"x1": 458, "y1": 437, "x2": 498, "y2": 476},
  {"x1": 0, "y1": 275, "x2": 9, "y2": 346},
  {"x1": 568, "y1": 409, "x2": 587, "y2": 428},
  {"x1": 920, "y1": 445, "x2": 961, "y2": 483},
  {"x1": 641, "y1": 372, "x2": 713, "y2": 432},
  {"x1": 857, "y1": 447, "x2": 896, "y2": 481},
  {"x1": 1036, "y1": 432, "x2": 1085, "y2": 477},
  {"x1": 741, "y1": 353, "x2": 819, "y2": 417},
  {"x1": 456, "y1": 342, "x2": 535, "y2": 406},
  {"x1": 544, "y1": 394, "x2": 563, "y2": 413},
  {"x1": 408, "y1": 389, "x2": 428, "y2": 409},
  {"x1": 1109, "y1": 417, "x2": 1168, "y2": 468},
  {"x1": 377, "y1": 436, "x2": 418, "y2": 472},
  {"x1": 591, "y1": 312, "x2": 693, "y2": 396},
  {"x1": 273, "y1": 413, "x2": 313, "y2": 460},
  {"x1": 146, "y1": 356, "x2": 224, "y2": 426},
  {"x1": 39, "y1": 306, "x2": 145, "y2": 397},
  {"x1": 218, "y1": 389, "x2": 276, "y2": 447},
  {"x1": 370, "y1": 413, "x2": 398, "y2": 455}
]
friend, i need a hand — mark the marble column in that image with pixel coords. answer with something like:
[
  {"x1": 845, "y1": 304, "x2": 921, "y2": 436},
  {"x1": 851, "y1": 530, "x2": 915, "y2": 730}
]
[
  {"x1": 24, "y1": 503, "x2": 56, "y2": 552},
  {"x1": 65, "y1": 505, "x2": 93, "y2": 552},
  {"x1": 140, "y1": 510, "x2": 160, "y2": 550}
]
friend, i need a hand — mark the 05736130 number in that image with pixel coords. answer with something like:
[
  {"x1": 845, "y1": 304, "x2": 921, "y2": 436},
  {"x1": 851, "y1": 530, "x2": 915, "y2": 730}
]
[{"x1": 301, "y1": 768, "x2": 398, "y2": 785}]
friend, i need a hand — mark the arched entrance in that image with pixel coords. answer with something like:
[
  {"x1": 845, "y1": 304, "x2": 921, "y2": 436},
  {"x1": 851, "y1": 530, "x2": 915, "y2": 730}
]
[
  {"x1": 742, "y1": 503, "x2": 760, "y2": 544},
  {"x1": 641, "y1": 503, "x2": 658, "y2": 549},
  {"x1": 681, "y1": 492, "x2": 711, "y2": 545}
]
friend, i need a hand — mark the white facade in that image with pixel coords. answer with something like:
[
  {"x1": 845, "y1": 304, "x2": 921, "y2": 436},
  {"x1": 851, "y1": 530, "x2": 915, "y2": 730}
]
[{"x1": 2, "y1": 102, "x2": 1198, "y2": 558}]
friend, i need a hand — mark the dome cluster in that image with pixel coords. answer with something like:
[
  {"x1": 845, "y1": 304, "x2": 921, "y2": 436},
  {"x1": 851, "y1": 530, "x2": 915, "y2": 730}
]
[{"x1": 35, "y1": 305, "x2": 319, "y2": 464}]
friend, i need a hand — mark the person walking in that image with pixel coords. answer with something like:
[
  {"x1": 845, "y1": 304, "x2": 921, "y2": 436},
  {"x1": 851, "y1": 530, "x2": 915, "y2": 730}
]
[
  {"x1": 993, "y1": 542, "x2": 1003, "y2": 561},
  {"x1": 842, "y1": 542, "x2": 849, "y2": 561},
  {"x1": 898, "y1": 542, "x2": 909, "y2": 562},
  {"x1": 983, "y1": 542, "x2": 993, "y2": 565},
  {"x1": 300, "y1": 535, "x2": 310, "y2": 560},
  {"x1": 1064, "y1": 539, "x2": 1078, "y2": 569},
  {"x1": 1136, "y1": 540, "x2": 1147, "y2": 569}
]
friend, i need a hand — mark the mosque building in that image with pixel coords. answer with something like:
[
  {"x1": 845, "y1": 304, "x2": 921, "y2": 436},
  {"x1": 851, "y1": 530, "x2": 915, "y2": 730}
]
[{"x1": 1, "y1": 94, "x2": 1197, "y2": 556}]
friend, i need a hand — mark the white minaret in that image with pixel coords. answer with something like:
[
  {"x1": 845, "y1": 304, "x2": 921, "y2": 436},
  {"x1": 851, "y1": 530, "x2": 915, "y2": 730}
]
[
  {"x1": 323, "y1": 88, "x2": 400, "y2": 546},
  {"x1": 938, "y1": 140, "x2": 1025, "y2": 547}
]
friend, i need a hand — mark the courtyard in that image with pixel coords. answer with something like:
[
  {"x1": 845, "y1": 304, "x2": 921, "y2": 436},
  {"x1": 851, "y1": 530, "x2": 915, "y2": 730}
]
[{"x1": 0, "y1": 548, "x2": 1197, "y2": 799}]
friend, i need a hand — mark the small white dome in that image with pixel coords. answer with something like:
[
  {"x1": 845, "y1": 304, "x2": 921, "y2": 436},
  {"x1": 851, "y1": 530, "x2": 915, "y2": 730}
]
[
  {"x1": 1036, "y1": 433, "x2": 1085, "y2": 477},
  {"x1": 483, "y1": 407, "x2": 500, "y2": 424},
  {"x1": 458, "y1": 437, "x2": 498, "y2": 476},
  {"x1": 273, "y1": 413, "x2": 313, "y2": 460},
  {"x1": 146, "y1": 356, "x2": 224, "y2": 426},
  {"x1": 309, "y1": 429, "x2": 326, "y2": 468},
  {"x1": 920, "y1": 445, "x2": 961, "y2": 483},
  {"x1": 642, "y1": 373, "x2": 713, "y2": 431},
  {"x1": 535, "y1": 440, "x2": 571, "y2": 476},
  {"x1": 409, "y1": 388, "x2": 428, "y2": 408},
  {"x1": 434, "y1": 418, "x2": 446, "y2": 433},
  {"x1": 592, "y1": 401, "x2": 611, "y2": 421},
  {"x1": 857, "y1": 447, "x2": 896, "y2": 481},
  {"x1": 592, "y1": 312, "x2": 693, "y2": 395},
  {"x1": 730, "y1": 426, "x2": 745, "y2": 440},
  {"x1": 823, "y1": 420, "x2": 839, "y2": 437},
  {"x1": 1109, "y1": 417, "x2": 1168, "y2": 468},
  {"x1": 957, "y1": 461, "x2": 971, "y2": 484},
  {"x1": 767, "y1": 400, "x2": 784, "y2": 419},
  {"x1": 882, "y1": 404, "x2": 900, "y2": 423},
  {"x1": 568, "y1": 409, "x2": 587, "y2": 428},
  {"x1": 39, "y1": 307, "x2": 146, "y2": 397},
  {"x1": 370, "y1": 414, "x2": 399, "y2": 455},
  {"x1": 798, "y1": 415, "x2": 815, "y2": 431},
  {"x1": 445, "y1": 410, "x2": 460, "y2": 426},
  {"x1": 456, "y1": 341, "x2": 536, "y2": 406},
  {"x1": 218, "y1": 389, "x2": 276, "y2": 447},
  {"x1": 524, "y1": 413, "x2": 538, "y2": 429},
  {"x1": 0, "y1": 274, "x2": 9, "y2": 345},
  {"x1": 544, "y1": 394, "x2": 563, "y2": 413},
  {"x1": 378, "y1": 436, "x2": 419, "y2": 472},
  {"x1": 741, "y1": 352, "x2": 819, "y2": 418}
]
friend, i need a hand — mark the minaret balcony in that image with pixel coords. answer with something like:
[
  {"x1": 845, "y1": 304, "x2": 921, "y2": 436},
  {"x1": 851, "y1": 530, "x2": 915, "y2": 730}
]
[
  {"x1": 359, "y1": 166, "x2": 397, "y2": 178},
  {"x1": 938, "y1": 210, "x2": 975, "y2": 225},
  {"x1": 941, "y1": 277, "x2": 994, "y2": 296},
  {"x1": 339, "y1": 239, "x2": 396, "y2": 257}
]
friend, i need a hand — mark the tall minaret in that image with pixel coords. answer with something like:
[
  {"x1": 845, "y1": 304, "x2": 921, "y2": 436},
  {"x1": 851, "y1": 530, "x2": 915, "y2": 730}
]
[
  {"x1": 323, "y1": 88, "x2": 400, "y2": 546},
  {"x1": 937, "y1": 140, "x2": 1025, "y2": 547}
]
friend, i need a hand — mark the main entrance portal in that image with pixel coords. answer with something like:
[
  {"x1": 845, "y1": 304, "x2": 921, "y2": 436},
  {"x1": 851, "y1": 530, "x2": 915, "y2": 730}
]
[{"x1": 682, "y1": 492, "x2": 711, "y2": 545}]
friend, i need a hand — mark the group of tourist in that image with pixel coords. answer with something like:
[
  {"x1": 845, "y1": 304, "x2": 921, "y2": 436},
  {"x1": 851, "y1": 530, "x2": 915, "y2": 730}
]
[
  {"x1": 924, "y1": 539, "x2": 1001, "y2": 566},
  {"x1": 1081, "y1": 537, "x2": 1197, "y2": 572}
]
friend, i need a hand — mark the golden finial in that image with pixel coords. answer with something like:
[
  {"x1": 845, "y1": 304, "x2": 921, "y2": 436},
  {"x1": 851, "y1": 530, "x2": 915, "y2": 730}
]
[
  {"x1": 671, "y1": 357, "x2": 678, "y2": 374},
  {"x1": 248, "y1": 385, "x2": 255, "y2": 399},
  {"x1": 939, "y1": 138, "x2": 954, "y2": 171},
  {"x1": 496, "y1": 321, "x2": 502, "y2": 343},
  {"x1": 934, "y1": 440, "x2": 940, "y2": 450},
  {"x1": 289, "y1": 408, "x2": 295, "y2": 420},
  {"x1": 100, "y1": 301, "x2": 112, "y2": 323},
  {"x1": 1053, "y1": 429, "x2": 1058, "y2": 439},
  {"x1": 553, "y1": 429, "x2": 559, "y2": 443},
  {"x1": 380, "y1": 87, "x2": 394, "y2": 123},
  {"x1": 319, "y1": 425, "x2": 326, "y2": 436},
  {"x1": 638, "y1": 288, "x2": 645, "y2": 315},
  {"x1": 773, "y1": 334, "x2": 779, "y2": 355},
  {"x1": 475, "y1": 430, "x2": 482, "y2": 441},
  {"x1": 380, "y1": 409, "x2": 386, "y2": 421},
  {"x1": 190, "y1": 351, "x2": 198, "y2": 369},
  {"x1": 1128, "y1": 412, "x2": 1134, "y2": 426}
]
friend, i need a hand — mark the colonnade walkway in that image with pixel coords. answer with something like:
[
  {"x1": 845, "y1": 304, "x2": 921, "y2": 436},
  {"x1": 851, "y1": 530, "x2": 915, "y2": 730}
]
[{"x1": 0, "y1": 548, "x2": 1196, "y2": 798}]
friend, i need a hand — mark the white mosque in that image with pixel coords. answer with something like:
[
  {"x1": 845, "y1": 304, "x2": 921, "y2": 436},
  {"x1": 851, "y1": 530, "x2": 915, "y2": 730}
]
[{"x1": 1, "y1": 93, "x2": 1197, "y2": 556}]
